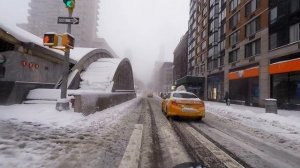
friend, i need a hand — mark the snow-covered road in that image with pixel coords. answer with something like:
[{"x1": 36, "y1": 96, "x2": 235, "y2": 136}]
[{"x1": 1, "y1": 95, "x2": 300, "y2": 168}]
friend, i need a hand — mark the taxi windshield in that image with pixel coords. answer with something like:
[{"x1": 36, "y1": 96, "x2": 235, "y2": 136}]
[{"x1": 173, "y1": 93, "x2": 198, "y2": 99}]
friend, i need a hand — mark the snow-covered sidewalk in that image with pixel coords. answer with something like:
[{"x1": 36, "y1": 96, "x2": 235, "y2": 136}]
[
  {"x1": 0, "y1": 97, "x2": 142, "y2": 168},
  {"x1": 205, "y1": 101, "x2": 300, "y2": 143}
]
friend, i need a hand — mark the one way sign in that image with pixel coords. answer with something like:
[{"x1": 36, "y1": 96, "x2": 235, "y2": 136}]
[{"x1": 57, "y1": 17, "x2": 80, "y2": 25}]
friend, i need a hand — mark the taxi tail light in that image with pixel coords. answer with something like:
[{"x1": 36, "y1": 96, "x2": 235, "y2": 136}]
[
  {"x1": 171, "y1": 100, "x2": 179, "y2": 106},
  {"x1": 195, "y1": 101, "x2": 204, "y2": 106}
]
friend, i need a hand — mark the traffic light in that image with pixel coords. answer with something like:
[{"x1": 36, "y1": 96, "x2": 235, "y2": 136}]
[
  {"x1": 43, "y1": 33, "x2": 58, "y2": 46},
  {"x1": 63, "y1": 0, "x2": 75, "y2": 9},
  {"x1": 62, "y1": 33, "x2": 75, "y2": 49}
]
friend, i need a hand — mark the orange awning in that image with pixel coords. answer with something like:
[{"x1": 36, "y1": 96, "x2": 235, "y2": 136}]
[
  {"x1": 269, "y1": 58, "x2": 300, "y2": 75},
  {"x1": 228, "y1": 67, "x2": 259, "y2": 80}
]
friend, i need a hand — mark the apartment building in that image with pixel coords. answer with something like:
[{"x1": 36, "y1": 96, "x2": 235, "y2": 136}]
[
  {"x1": 207, "y1": 0, "x2": 227, "y2": 101},
  {"x1": 185, "y1": 0, "x2": 300, "y2": 109},
  {"x1": 224, "y1": 0, "x2": 269, "y2": 106},
  {"x1": 173, "y1": 32, "x2": 188, "y2": 83},
  {"x1": 188, "y1": 0, "x2": 199, "y2": 75},
  {"x1": 268, "y1": 0, "x2": 300, "y2": 109}
]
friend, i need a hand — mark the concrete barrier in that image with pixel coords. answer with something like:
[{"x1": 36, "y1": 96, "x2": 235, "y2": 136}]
[{"x1": 72, "y1": 92, "x2": 136, "y2": 115}]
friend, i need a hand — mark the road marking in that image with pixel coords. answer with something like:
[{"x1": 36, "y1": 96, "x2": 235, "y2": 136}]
[
  {"x1": 186, "y1": 126, "x2": 244, "y2": 168},
  {"x1": 119, "y1": 124, "x2": 143, "y2": 168},
  {"x1": 160, "y1": 127, "x2": 193, "y2": 166}
]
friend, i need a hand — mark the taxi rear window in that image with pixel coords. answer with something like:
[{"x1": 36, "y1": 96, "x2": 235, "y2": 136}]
[{"x1": 173, "y1": 93, "x2": 198, "y2": 98}]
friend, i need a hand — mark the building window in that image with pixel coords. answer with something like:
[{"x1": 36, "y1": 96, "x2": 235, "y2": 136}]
[
  {"x1": 245, "y1": 0, "x2": 260, "y2": 17},
  {"x1": 203, "y1": 19, "x2": 207, "y2": 26},
  {"x1": 220, "y1": 56, "x2": 224, "y2": 66},
  {"x1": 220, "y1": 9, "x2": 226, "y2": 21},
  {"x1": 245, "y1": 39, "x2": 261, "y2": 58},
  {"x1": 229, "y1": 49, "x2": 239, "y2": 63},
  {"x1": 290, "y1": 23, "x2": 300, "y2": 43},
  {"x1": 202, "y1": 42, "x2": 207, "y2": 50},
  {"x1": 203, "y1": 6, "x2": 208, "y2": 16},
  {"x1": 291, "y1": 0, "x2": 300, "y2": 13},
  {"x1": 245, "y1": 17, "x2": 260, "y2": 37},
  {"x1": 208, "y1": 47, "x2": 214, "y2": 57},
  {"x1": 270, "y1": 33, "x2": 277, "y2": 49},
  {"x1": 213, "y1": 59, "x2": 218, "y2": 69},
  {"x1": 229, "y1": 12, "x2": 240, "y2": 29},
  {"x1": 210, "y1": 0, "x2": 215, "y2": 7},
  {"x1": 207, "y1": 58, "x2": 213, "y2": 71},
  {"x1": 230, "y1": 31, "x2": 239, "y2": 46},
  {"x1": 209, "y1": 34, "x2": 214, "y2": 45},
  {"x1": 270, "y1": 7, "x2": 277, "y2": 24},
  {"x1": 201, "y1": 64, "x2": 205, "y2": 72},
  {"x1": 219, "y1": 40, "x2": 225, "y2": 51},
  {"x1": 209, "y1": 6, "x2": 215, "y2": 19},
  {"x1": 202, "y1": 30, "x2": 207, "y2": 38},
  {"x1": 230, "y1": 0, "x2": 241, "y2": 11}
]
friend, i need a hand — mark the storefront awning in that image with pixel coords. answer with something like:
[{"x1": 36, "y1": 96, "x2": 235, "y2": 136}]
[
  {"x1": 269, "y1": 58, "x2": 300, "y2": 75},
  {"x1": 228, "y1": 67, "x2": 259, "y2": 80}
]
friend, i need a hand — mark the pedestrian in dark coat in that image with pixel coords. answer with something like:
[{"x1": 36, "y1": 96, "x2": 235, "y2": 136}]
[{"x1": 224, "y1": 91, "x2": 230, "y2": 106}]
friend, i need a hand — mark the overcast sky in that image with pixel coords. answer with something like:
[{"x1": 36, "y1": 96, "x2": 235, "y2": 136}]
[{"x1": 0, "y1": 0, "x2": 189, "y2": 84}]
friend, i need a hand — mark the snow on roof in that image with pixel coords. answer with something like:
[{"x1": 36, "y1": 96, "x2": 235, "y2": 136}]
[
  {"x1": 79, "y1": 58, "x2": 122, "y2": 92},
  {"x1": 70, "y1": 47, "x2": 98, "y2": 62},
  {"x1": 0, "y1": 20, "x2": 65, "y2": 56}
]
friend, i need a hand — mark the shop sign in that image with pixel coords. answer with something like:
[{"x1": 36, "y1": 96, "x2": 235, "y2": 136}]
[{"x1": 21, "y1": 60, "x2": 39, "y2": 69}]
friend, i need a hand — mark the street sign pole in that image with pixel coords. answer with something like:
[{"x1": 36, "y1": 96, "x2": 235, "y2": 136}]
[{"x1": 56, "y1": 10, "x2": 72, "y2": 111}]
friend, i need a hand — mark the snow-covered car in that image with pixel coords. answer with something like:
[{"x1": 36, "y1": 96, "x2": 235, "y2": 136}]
[{"x1": 161, "y1": 91, "x2": 205, "y2": 120}]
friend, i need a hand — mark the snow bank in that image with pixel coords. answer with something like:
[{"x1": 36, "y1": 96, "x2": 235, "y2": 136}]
[
  {"x1": 205, "y1": 101, "x2": 300, "y2": 141},
  {"x1": 0, "y1": 97, "x2": 139, "y2": 128}
]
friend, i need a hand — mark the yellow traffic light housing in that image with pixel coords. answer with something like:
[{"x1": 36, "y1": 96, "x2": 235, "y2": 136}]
[
  {"x1": 62, "y1": 33, "x2": 75, "y2": 49},
  {"x1": 43, "y1": 32, "x2": 75, "y2": 51},
  {"x1": 43, "y1": 33, "x2": 58, "y2": 46}
]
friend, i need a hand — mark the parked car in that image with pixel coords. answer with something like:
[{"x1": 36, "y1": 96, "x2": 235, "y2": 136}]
[{"x1": 161, "y1": 91, "x2": 205, "y2": 120}]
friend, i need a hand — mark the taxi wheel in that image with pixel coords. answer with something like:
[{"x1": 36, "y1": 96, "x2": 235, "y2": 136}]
[
  {"x1": 165, "y1": 108, "x2": 170, "y2": 118},
  {"x1": 198, "y1": 117, "x2": 203, "y2": 121}
]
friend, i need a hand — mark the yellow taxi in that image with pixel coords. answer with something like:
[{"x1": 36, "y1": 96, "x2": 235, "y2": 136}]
[{"x1": 161, "y1": 91, "x2": 205, "y2": 120}]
